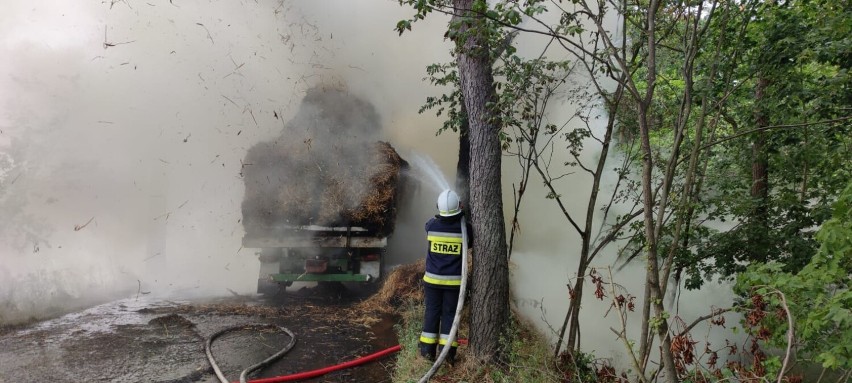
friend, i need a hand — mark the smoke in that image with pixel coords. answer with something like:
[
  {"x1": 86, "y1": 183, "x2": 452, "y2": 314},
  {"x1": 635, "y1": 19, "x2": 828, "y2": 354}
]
[
  {"x1": 502, "y1": 13, "x2": 743, "y2": 368},
  {"x1": 0, "y1": 1, "x2": 736, "y2": 371},
  {"x1": 0, "y1": 0, "x2": 454, "y2": 324}
]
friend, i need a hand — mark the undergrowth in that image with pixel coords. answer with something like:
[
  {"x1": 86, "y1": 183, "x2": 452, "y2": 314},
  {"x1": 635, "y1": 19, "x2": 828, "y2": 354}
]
[
  {"x1": 374, "y1": 261, "x2": 611, "y2": 382},
  {"x1": 392, "y1": 302, "x2": 566, "y2": 383}
]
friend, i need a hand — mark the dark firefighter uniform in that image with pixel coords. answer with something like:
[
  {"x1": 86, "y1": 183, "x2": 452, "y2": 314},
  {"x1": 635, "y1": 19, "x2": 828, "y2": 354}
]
[{"x1": 419, "y1": 214, "x2": 472, "y2": 362}]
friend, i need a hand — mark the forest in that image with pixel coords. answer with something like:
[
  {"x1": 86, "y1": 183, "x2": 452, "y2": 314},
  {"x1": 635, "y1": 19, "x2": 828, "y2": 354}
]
[{"x1": 394, "y1": 0, "x2": 851, "y2": 381}]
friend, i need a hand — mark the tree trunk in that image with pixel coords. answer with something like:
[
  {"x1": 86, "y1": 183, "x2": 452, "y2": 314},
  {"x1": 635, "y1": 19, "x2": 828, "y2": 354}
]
[
  {"x1": 452, "y1": 0, "x2": 510, "y2": 362},
  {"x1": 554, "y1": 73, "x2": 624, "y2": 359},
  {"x1": 456, "y1": 120, "x2": 471, "y2": 207},
  {"x1": 752, "y1": 77, "x2": 769, "y2": 203},
  {"x1": 638, "y1": 1, "x2": 679, "y2": 381},
  {"x1": 751, "y1": 75, "x2": 770, "y2": 262},
  {"x1": 564, "y1": 232, "x2": 590, "y2": 354},
  {"x1": 555, "y1": 260, "x2": 586, "y2": 357},
  {"x1": 638, "y1": 104, "x2": 679, "y2": 382}
]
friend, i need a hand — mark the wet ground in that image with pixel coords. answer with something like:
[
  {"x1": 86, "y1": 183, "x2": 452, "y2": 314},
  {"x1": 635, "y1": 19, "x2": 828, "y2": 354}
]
[{"x1": 0, "y1": 285, "x2": 398, "y2": 383}]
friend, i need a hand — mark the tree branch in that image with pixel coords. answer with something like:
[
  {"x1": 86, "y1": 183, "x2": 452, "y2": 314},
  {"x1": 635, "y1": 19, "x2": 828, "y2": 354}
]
[
  {"x1": 677, "y1": 307, "x2": 733, "y2": 337},
  {"x1": 702, "y1": 115, "x2": 852, "y2": 151}
]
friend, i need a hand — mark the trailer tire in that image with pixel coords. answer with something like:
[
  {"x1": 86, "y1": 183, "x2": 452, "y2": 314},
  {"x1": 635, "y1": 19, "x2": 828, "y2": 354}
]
[{"x1": 257, "y1": 278, "x2": 283, "y2": 297}]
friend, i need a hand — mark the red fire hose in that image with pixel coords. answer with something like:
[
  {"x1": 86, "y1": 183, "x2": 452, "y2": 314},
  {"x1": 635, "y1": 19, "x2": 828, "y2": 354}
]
[
  {"x1": 239, "y1": 339, "x2": 468, "y2": 383},
  {"x1": 239, "y1": 344, "x2": 401, "y2": 383},
  {"x1": 205, "y1": 325, "x2": 469, "y2": 383}
]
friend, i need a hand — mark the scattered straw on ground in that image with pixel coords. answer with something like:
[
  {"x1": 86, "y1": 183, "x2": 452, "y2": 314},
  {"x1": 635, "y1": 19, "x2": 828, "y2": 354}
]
[
  {"x1": 346, "y1": 259, "x2": 426, "y2": 328},
  {"x1": 350, "y1": 251, "x2": 474, "y2": 327},
  {"x1": 361, "y1": 259, "x2": 425, "y2": 314},
  {"x1": 147, "y1": 314, "x2": 195, "y2": 328},
  {"x1": 140, "y1": 303, "x2": 284, "y2": 318}
]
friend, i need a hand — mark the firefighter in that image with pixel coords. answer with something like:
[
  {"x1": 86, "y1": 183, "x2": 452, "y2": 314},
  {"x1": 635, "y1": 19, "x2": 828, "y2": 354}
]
[{"x1": 419, "y1": 189, "x2": 472, "y2": 363}]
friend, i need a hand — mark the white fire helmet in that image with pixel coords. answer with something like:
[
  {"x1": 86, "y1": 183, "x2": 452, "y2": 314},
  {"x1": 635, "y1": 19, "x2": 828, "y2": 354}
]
[{"x1": 437, "y1": 189, "x2": 462, "y2": 217}]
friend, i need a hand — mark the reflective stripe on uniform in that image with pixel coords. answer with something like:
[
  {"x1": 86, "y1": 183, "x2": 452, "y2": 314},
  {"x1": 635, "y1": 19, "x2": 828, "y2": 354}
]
[
  {"x1": 427, "y1": 231, "x2": 463, "y2": 243},
  {"x1": 423, "y1": 272, "x2": 461, "y2": 286},
  {"x1": 439, "y1": 334, "x2": 459, "y2": 347},
  {"x1": 420, "y1": 332, "x2": 438, "y2": 344}
]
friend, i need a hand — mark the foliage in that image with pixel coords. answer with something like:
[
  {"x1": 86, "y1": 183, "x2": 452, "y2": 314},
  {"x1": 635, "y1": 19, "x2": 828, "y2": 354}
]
[
  {"x1": 412, "y1": 3, "x2": 575, "y2": 147},
  {"x1": 391, "y1": 303, "x2": 567, "y2": 383},
  {"x1": 396, "y1": 0, "x2": 851, "y2": 380},
  {"x1": 391, "y1": 303, "x2": 436, "y2": 382},
  {"x1": 420, "y1": 62, "x2": 466, "y2": 136},
  {"x1": 609, "y1": 0, "x2": 852, "y2": 290},
  {"x1": 687, "y1": 0, "x2": 852, "y2": 283},
  {"x1": 736, "y1": 181, "x2": 852, "y2": 372}
]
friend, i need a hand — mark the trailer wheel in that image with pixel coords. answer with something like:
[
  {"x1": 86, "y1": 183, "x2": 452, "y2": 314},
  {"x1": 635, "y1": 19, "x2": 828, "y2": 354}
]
[{"x1": 257, "y1": 278, "x2": 282, "y2": 296}]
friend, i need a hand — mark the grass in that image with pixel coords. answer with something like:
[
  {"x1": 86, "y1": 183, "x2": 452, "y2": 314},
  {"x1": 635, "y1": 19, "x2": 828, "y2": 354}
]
[
  {"x1": 390, "y1": 301, "x2": 566, "y2": 383},
  {"x1": 362, "y1": 260, "x2": 578, "y2": 382}
]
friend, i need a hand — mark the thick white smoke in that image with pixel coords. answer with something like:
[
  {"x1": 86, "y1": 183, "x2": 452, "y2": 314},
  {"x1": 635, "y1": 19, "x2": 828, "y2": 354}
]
[
  {"x1": 0, "y1": 0, "x2": 455, "y2": 324},
  {"x1": 0, "y1": 1, "x2": 737, "y2": 372}
]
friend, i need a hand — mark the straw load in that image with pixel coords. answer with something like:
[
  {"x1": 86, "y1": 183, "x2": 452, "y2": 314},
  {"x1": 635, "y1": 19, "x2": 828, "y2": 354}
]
[{"x1": 241, "y1": 117, "x2": 409, "y2": 240}]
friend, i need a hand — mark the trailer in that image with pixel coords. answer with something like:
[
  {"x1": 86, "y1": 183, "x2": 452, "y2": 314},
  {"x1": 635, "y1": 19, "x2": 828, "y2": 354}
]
[
  {"x1": 240, "y1": 89, "x2": 407, "y2": 293},
  {"x1": 245, "y1": 225, "x2": 387, "y2": 293}
]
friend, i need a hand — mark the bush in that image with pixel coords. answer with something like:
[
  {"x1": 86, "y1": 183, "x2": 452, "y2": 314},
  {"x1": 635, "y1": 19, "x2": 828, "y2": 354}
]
[{"x1": 736, "y1": 181, "x2": 852, "y2": 372}]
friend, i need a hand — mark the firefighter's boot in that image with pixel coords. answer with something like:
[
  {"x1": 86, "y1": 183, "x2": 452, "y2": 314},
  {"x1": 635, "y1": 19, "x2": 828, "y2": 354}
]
[
  {"x1": 438, "y1": 345, "x2": 458, "y2": 365},
  {"x1": 419, "y1": 342, "x2": 437, "y2": 361}
]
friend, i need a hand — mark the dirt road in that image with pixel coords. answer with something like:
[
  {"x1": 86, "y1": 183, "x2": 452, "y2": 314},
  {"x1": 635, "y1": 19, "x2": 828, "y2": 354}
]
[{"x1": 0, "y1": 287, "x2": 398, "y2": 383}]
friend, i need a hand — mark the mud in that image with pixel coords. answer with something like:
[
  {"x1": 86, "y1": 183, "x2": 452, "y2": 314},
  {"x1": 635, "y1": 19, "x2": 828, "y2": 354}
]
[{"x1": 0, "y1": 286, "x2": 398, "y2": 383}]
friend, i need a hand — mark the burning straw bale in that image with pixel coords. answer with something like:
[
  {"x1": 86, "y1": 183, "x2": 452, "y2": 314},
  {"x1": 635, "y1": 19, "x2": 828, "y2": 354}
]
[
  {"x1": 242, "y1": 140, "x2": 406, "y2": 234},
  {"x1": 349, "y1": 142, "x2": 406, "y2": 226}
]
